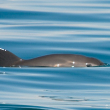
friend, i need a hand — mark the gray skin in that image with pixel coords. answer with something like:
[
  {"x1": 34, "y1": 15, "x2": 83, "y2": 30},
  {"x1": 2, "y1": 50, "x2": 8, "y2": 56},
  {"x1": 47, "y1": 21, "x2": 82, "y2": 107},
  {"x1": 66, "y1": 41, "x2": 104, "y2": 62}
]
[
  {"x1": 14, "y1": 54, "x2": 104, "y2": 67},
  {"x1": 0, "y1": 49, "x2": 104, "y2": 67}
]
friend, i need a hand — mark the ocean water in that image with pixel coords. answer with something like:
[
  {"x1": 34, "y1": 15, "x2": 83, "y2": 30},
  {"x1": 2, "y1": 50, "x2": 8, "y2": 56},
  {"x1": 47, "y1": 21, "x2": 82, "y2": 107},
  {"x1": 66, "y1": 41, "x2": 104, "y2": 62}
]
[{"x1": 0, "y1": 0, "x2": 110, "y2": 109}]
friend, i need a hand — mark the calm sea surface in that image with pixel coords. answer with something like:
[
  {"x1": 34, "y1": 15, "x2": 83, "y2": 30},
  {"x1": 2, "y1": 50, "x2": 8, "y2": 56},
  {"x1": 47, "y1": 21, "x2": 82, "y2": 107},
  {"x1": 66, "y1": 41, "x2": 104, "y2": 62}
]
[{"x1": 0, "y1": 0, "x2": 110, "y2": 110}]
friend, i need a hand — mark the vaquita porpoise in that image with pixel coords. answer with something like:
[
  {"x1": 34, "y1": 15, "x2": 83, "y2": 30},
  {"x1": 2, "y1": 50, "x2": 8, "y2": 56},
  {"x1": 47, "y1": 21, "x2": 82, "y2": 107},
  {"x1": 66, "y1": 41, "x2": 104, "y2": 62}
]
[{"x1": 0, "y1": 48, "x2": 104, "y2": 67}]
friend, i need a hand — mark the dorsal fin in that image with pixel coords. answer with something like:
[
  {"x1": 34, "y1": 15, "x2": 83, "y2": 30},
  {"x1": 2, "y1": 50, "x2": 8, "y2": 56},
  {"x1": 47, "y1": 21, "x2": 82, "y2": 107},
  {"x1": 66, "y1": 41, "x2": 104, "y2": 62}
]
[{"x1": 0, "y1": 48, "x2": 21, "y2": 67}]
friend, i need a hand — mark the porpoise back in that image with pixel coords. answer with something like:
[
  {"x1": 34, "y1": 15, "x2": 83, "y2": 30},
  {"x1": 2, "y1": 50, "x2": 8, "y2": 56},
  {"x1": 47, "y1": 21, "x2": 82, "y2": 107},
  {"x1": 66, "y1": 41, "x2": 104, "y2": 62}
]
[{"x1": 0, "y1": 48, "x2": 104, "y2": 67}]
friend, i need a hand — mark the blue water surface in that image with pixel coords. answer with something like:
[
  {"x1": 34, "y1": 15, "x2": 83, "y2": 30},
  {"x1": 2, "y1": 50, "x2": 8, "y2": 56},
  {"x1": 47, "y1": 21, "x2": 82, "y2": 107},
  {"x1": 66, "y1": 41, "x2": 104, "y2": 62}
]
[{"x1": 0, "y1": 0, "x2": 110, "y2": 109}]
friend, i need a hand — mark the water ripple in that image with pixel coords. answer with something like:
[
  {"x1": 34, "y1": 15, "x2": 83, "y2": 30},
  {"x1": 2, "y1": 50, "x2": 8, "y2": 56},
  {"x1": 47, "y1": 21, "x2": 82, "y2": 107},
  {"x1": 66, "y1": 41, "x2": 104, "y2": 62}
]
[{"x1": 0, "y1": 0, "x2": 110, "y2": 109}]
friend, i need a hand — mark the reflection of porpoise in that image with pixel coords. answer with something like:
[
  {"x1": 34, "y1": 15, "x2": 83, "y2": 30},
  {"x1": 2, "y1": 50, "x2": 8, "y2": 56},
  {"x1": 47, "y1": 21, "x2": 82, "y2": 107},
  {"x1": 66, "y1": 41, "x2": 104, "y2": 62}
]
[{"x1": 0, "y1": 48, "x2": 104, "y2": 67}]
